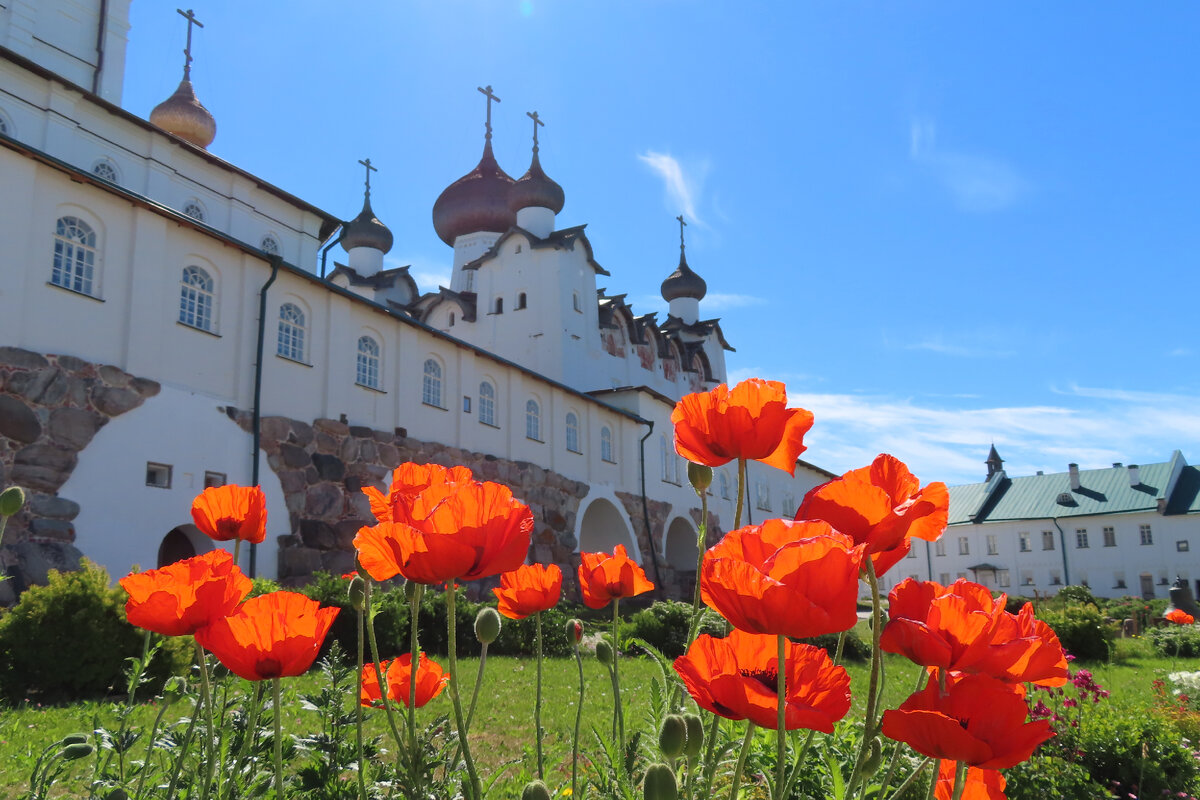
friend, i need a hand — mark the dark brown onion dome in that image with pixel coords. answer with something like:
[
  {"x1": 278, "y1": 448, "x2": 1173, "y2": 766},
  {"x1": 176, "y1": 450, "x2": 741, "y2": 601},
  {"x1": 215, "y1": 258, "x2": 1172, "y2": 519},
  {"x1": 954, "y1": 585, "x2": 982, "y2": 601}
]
[
  {"x1": 149, "y1": 77, "x2": 216, "y2": 148},
  {"x1": 660, "y1": 251, "x2": 707, "y2": 302},
  {"x1": 340, "y1": 195, "x2": 394, "y2": 253},
  {"x1": 509, "y1": 150, "x2": 565, "y2": 215},
  {"x1": 432, "y1": 140, "x2": 517, "y2": 246}
]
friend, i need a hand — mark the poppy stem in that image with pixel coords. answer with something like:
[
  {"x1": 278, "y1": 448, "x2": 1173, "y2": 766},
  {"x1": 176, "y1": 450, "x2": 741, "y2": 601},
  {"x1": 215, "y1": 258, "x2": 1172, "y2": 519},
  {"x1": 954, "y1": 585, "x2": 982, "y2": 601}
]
[
  {"x1": 230, "y1": 681, "x2": 265, "y2": 798},
  {"x1": 571, "y1": 625, "x2": 585, "y2": 800},
  {"x1": 848, "y1": 559, "x2": 884, "y2": 799},
  {"x1": 271, "y1": 677, "x2": 284, "y2": 800},
  {"x1": 133, "y1": 690, "x2": 172, "y2": 800},
  {"x1": 355, "y1": 594, "x2": 367, "y2": 800},
  {"x1": 782, "y1": 728, "x2": 817, "y2": 800},
  {"x1": 363, "y1": 581, "x2": 406, "y2": 758},
  {"x1": 164, "y1": 690, "x2": 201, "y2": 800},
  {"x1": 535, "y1": 611, "x2": 545, "y2": 781},
  {"x1": 728, "y1": 722, "x2": 756, "y2": 800},
  {"x1": 446, "y1": 586, "x2": 482, "y2": 800},
  {"x1": 193, "y1": 640, "x2": 217, "y2": 800},
  {"x1": 232, "y1": 539, "x2": 241, "y2": 571},
  {"x1": 407, "y1": 584, "x2": 422, "y2": 796},
  {"x1": 775, "y1": 634, "x2": 786, "y2": 800},
  {"x1": 885, "y1": 757, "x2": 932, "y2": 800},
  {"x1": 949, "y1": 760, "x2": 967, "y2": 800},
  {"x1": 734, "y1": 458, "x2": 747, "y2": 530},
  {"x1": 611, "y1": 599, "x2": 626, "y2": 758}
]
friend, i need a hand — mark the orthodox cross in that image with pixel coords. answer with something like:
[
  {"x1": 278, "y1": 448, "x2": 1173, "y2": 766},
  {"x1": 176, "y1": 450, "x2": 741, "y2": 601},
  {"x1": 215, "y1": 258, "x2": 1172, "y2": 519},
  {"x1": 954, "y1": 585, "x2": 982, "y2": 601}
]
[
  {"x1": 478, "y1": 85, "x2": 501, "y2": 140},
  {"x1": 527, "y1": 110, "x2": 544, "y2": 153},
  {"x1": 358, "y1": 157, "x2": 377, "y2": 198},
  {"x1": 176, "y1": 8, "x2": 203, "y2": 79},
  {"x1": 677, "y1": 214, "x2": 687, "y2": 253}
]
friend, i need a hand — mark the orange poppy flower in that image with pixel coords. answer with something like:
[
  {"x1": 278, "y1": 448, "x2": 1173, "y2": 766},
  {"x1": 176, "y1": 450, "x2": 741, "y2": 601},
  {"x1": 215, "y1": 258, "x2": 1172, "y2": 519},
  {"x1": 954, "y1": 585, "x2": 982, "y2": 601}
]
[
  {"x1": 194, "y1": 591, "x2": 339, "y2": 681},
  {"x1": 191, "y1": 485, "x2": 267, "y2": 544},
  {"x1": 700, "y1": 519, "x2": 863, "y2": 639},
  {"x1": 362, "y1": 463, "x2": 476, "y2": 525},
  {"x1": 933, "y1": 760, "x2": 1006, "y2": 800},
  {"x1": 120, "y1": 549, "x2": 251, "y2": 637},
  {"x1": 796, "y1": 454, "x2": 948, "y2": 575},
  {"x1": 1167, "y1": 609, "x2": 1195, "y2": 625},
  {"x1": 360, "y1": 652, "x2": 449, "y2": 709},
  {"x1": 671, "y1": 379, "x2": 814, "y2": 475},
  {"x1": 674, "y1": 629, "x2": 851, "y2": 733},
  {"x1": 880, "y1": 673, "x2": 1053, "y2": 769},
  {"x1": 493, "y1": 563, "x2": 563, "y2": 619},
  {"x1": 578, "y1": 545, "x2": 655, "y2": 609},
  {"x1": 880, "y1": 578, "x2": 1068, "y2": 687},
  {"x1": 353, "y1": 465, "x2": 533, "y2": 585}
]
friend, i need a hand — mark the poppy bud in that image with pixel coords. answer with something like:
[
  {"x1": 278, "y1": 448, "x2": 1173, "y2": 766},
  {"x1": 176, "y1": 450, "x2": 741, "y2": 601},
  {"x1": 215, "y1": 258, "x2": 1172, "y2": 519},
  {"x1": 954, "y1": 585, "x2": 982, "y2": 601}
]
[
  {"x1": 861, "y1": 738, "x2": 882, "y2": 778},
  {"x1": 61, "y1": 733, "x2": 89, "y2": 746},
  {"x1": 347, "y1": 576, "x2": 366, "y2": 610},
  {"x1": 687, "y1": 463, "x2": 713, "y2": 495},
  {"x1": 61, "y1": 742, "x2": 94, "y2": 760},
  {"x1": 404, "y1": 580, "x2": 424, "y2": 605},
  {"x1": 643, "y1": 763, "x2": 677, "y2": 800},
  {"x1": 566, "y1": 618, "x2": 583, "y2": 644},
  {"x1": 521, "y1": 780, "x2": 551, "y2": 800},
  {"x1": 682, "y1": 714, "x2": 704, "y2": 759},
  {"x1": 595, "y1": 637, "x2": 614, "y2": 665},
  {"x1": 475, "y1": 607, "x2": 502, "y2": 645},
  {"x1": 658, "y1": 714, "x2": 687, "y2": 759},
  {"x1": 162, "y1": 676, "x2": 187, "y2": 703},
  {"x1": 0, "y1": 486, "x2": 24, "y2": 517}
]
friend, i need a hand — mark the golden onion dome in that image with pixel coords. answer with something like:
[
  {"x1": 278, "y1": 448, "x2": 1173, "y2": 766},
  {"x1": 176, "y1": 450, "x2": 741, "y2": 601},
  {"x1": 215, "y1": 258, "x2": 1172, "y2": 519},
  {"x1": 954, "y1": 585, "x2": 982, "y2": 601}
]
[{"x1": 149, "y1": 77, "x2": 216, "y2": 149}]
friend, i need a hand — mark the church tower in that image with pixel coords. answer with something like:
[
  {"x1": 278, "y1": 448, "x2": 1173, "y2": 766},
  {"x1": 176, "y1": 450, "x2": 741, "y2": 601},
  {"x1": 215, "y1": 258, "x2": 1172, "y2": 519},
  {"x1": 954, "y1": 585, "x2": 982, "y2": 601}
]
[
  {"x1": 339, "y1": 158, "x2": 394, "y2": 277},
  {"x1": 508, "y1": 111, "x2": 565, "y2": 237},
  {"x1": 148, "y1": 9, "x2": 216, "y2": 149},
  {"x1": 660, "y1": 216, "x2": 707, "y2": 325}
]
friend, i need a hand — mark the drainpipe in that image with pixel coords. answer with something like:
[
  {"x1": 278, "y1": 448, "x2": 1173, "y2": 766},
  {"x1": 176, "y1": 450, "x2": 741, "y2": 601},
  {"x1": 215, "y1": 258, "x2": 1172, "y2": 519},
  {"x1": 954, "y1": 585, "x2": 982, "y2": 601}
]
[
  {"x1": 319, "y1": 225, "x2": 343, "y2": 279},
  {"x1": 638, "y1": 420, "x2": 665, "y2": 597},
  {"x1": 1052, "y1": 517, "x2": 1070, "y2": 588},
  {"x1": 91, "y1": 0, "x2": 108, "y2": 95},
  {"x1": 248, "y1": 255, "x2": 282, "y2": 578},
  {"x1": 925, "y1": 539, "x2": 934, "y2": 582}
]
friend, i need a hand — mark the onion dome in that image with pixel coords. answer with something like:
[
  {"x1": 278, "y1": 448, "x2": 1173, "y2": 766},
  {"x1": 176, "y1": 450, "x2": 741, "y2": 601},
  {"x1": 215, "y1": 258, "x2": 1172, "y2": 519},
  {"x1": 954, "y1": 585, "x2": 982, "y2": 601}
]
[
  {"x1": 432, "y1": 139, "x2": 516, "y2": 246},
  {"x1": 341, "y1": 195, "x2": 394, "y2": 254},
  {"x1": 509, "y1": 150, "x2": 565, "y2": 215},
  {"x1": 661, "y1": 251, "x2": 708, "y2": 302},
  {"x1": 149, "y1": 77, "x2": 216, "y2": 148}
]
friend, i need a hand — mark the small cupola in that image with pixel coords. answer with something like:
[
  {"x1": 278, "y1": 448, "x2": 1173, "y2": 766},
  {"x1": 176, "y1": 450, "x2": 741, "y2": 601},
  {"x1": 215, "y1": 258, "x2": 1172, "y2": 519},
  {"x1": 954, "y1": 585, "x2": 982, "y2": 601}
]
[
  {"x1": 660, "y1": 215, "x2": 707, "y2": 324},
  {"x1": 985, "y1": 444, "x2": 1004, "y2": 480},
  {"x1": 149, "y1": 9, "x2": 217, "y2": 149},
  {"x1": 340, "y1": 158, "x2": 394, "y2": 276},
  {"x1": 508, "y1": 110, "x2": 564, "y2": 238}
]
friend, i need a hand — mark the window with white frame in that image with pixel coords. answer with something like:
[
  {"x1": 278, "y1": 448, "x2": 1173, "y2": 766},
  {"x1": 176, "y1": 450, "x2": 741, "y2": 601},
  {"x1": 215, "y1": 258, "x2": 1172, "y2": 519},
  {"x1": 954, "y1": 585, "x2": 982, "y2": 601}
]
[
  {"x1": 260, "y1": 235, "x2": 280, "y2": 255},
  {"x1": 276, "y1": 303, "x2": 306, "y2": 361},
  {"x1": 1103, "y1": 526, "x2": 1116, "y2": 547},
  {"x1": 356, "y1": 336, "x2": 380, "y2": 389},
  {"x1": 782, "y1": 492, "x2": 796, "y2": 517},
  {"x1": 479, "y1": 382, "x2": 496, "y2": 426},
  {"x1": 1019, "y1": 532, "x2": 1031, "y2": 552},
  {"x1": 1178, "y1": 540, "x2": 1190, "y2": 552},
  {"x1": 986, "y1": 534, "x2": 998, "y2": 555},
  {"x1": 906, "y1": 547, "x2": 917, "y2": 559},
  {"x1": 566, "y1": 412, "x2": 581, "y2": 453},
  {"x1": 146, "y1": 462, "x2": 172, "y2": 488},
  {"x1": 1075, "y1": 528, "x2": 1089, "y2": 549},
  {"x1": 958, "y1": 537, "x2": 969, "y2": 555},
  {"x1": 183, "y1": 200, "x2": 206, "y2": 222},
  {"x1": 600, "y1": 426, "x2": 615, "y2": 463},
  {"x1": 997, "y1": 569, "x2": 1011, "y2": 587},
  {"x1": 179, "y1": 266, "x2": 215, "y2": 331},
  {"x1": 939, "y1": 572, "x2": 951, "y2": 585},
  {"x1": 935, "y1": 539, "x2": 946, "y2": 557},
  {"x1": 91, "y1": 159, "x2": 118, "y2": 183},
  {"x1": 525, "y1": 399, "x2": 541, "y2": 441},
  {"x1": 1114, "y1": 571, "x2": 1127, "y2": 589},
  {"x1": 1140, "y1": 524, "x2": 1153, "y2": 545},
  {"x1": 660, "y1": 436, "x2": 673, "y2": 482},
  {"x1": 1021, "y1": 571, "x2": 1034, "y2": 586},
  {"x1": 1042, "y1": 530, "x2": 1055, "y2": 550},
  {"x1": 719, "y1": 471, "x2": 730, "y2": 500},
  {"x1": 52, "y1": 216, "x2": 98, "y2": 296},
  {"x1": 1050, "y1": 570, "x2": 1062, "y2": 586},
  {"x1": 422, "y1": 359, "x2": 443, "y2": 408},
  {"x1": 755, "y1": 481, "x2": 771, "y2": 511}
]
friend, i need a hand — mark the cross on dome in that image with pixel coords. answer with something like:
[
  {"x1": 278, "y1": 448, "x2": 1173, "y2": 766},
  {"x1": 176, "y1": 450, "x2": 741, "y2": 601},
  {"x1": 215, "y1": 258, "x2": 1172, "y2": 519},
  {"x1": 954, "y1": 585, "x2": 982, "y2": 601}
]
[
  {"x1": 677, "y1": 214, "x2": 687, "y2": 254},
  {"x1": 176, "y1": 8, "x2": 204, "y2": 79},
  {"x1": 527, "y1": 111, "x2": 544, "y2": 152},
  {"x1": 358, "y1": 157, "x2": 377, "y2": 197},
  {"x1": 478, "y1": 85, "x2": 501, "y2": 141}
]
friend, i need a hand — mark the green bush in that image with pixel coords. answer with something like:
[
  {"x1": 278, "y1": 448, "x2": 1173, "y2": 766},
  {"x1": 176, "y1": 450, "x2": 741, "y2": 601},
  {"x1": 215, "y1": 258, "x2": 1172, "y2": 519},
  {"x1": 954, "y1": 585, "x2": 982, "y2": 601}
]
[
  {"x1": 1055, "y1": 704, "x2": 1200, "y2": 795},
  {"x1": 1036, "y1": 603, "x2": 1115, "y2": 661},
  {"x1": 621, "y1": 601, "x2": 724, "y2": 658},
  {"x1": 1054, "y1": 585, "x2": 1096, "y2": 606},
  {"x1": 0, "y1": 560, "x2": 190, "y2": 703},
  {"x1": 1005, "y1": 756, "x2": 1107, "y2": 800},
  {"x1": 798, "y1": 629, "x2": 870, "y2": 663},
  {"x1": 1148, "y1": 623, "x2": 1200, "y2": 658}
]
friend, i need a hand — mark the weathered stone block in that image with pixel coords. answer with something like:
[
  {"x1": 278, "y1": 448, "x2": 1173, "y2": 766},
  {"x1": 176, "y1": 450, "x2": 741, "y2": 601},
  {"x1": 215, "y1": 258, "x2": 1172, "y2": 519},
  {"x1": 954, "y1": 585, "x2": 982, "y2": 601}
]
[
  {"x1": 129, "y1": 377, "x2": 161, "y2": 397},
  {"x1": 10, "y1": 368, "x2": 70, "y2": 406},
  {"x1": 339, "y1": 438, "x2": 359, "y2": 462},
  {"x1": 54, "y1": 355, "x2": 87, "y2": 373},
  {"x1": 48, "y1": 407, "x2": 101, "y2": 449},
  {"x1": 376, "y1": 443, "x2": 400, "y2": 468},
  {"x1": 11, "y1": 540, "x2": 83, "y2": 586},
  {"x1": 29, "y1": 517, "x2": 75, "y2": 541},
  {"x1": 312, "y1": 453, "x2": 346, "y2": 481},
  {"x1": 349, "y1": 425, "x2": 373, "y2": 439},
  {"x1": 280, "y1": 443, "x2": 309, "y2": 469},
  {"x1": 279, "y1": 546, "x2": 324, "y2": 578},
  {"x1": 289, "y1": 421, "x2": 314, "y2": 446},
  {"x1": 97, "y1": 364, "x2": 131, "y2": 387},
  {"x1": 12, "y1": 443, "x2": 77, "y2": 492},
  {"x1": 260, "y1": 416, "x2": 291, "y2": 443},
  {"x1": 299, "y1": 519, "x2": 337, "y2": 549},
  {"x1": 0, "y1": 347, "x2": 49, "y2": 369},
  {"x1": 0, "y1": 395, "x2": 42, "y2": 443},
  {"x1": 27, "y1": 493, "x2": 80, "y2": 519},
  {"x1": 314, "y1": 418, "x2": 349, "y2": 437},
  {"x1": 335, "y1": 519, "x2": 365, "y2": 549},
  {"x1": 305, "y1": 483, "x2": 342, "y2": 516},
  {"x1": 320, "y1": 549, "x2": 355, "y2": 575},
  {"x1": 90, "y1": 385, "x2": 142, "y2": 416},
  {"x1": 278, "y1": 470, "x2": 307, "y2": 494}
]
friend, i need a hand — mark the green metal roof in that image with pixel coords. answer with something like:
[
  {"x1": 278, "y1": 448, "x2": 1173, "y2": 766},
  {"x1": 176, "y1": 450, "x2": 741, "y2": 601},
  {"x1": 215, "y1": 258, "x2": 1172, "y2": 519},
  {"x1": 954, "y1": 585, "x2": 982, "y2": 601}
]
[{"x1": 947, "y1": 451, "x2": 1200, "y2": 526}]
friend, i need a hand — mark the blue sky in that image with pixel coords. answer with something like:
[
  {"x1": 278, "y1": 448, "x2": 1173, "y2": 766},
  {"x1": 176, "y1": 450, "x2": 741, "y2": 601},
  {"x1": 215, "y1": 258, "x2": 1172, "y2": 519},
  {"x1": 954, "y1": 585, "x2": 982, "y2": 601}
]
[{"x1": 121, "y1": 2, "x2": 1200, "y2": 486}]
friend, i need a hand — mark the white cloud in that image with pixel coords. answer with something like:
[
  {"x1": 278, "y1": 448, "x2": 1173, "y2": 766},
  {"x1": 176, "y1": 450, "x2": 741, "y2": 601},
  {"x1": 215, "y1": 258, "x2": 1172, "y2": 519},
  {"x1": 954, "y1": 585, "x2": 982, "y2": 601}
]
[
  {"x1": 909, "y1": 118, "x2": 1027, "y2": 212},
  {"x1": 903, "y1": 338, "x2": 1015, "y2": 358},
  {"x1": 386, "y1": 254, "x2": 450, "y2": 293},
  {"x1": 704, "y1": 293, "x2": 766, "y2": 311},
  {"x1": 638, "y1": 151, "x2": 706, "y2": 225}
]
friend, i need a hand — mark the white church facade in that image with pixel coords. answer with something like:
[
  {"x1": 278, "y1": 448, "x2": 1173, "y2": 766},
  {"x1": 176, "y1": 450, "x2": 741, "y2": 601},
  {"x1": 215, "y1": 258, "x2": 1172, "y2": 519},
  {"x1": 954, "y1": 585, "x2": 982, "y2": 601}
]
[{"x1": 0, "y1": 0, "x2": 832, "y2": 600}]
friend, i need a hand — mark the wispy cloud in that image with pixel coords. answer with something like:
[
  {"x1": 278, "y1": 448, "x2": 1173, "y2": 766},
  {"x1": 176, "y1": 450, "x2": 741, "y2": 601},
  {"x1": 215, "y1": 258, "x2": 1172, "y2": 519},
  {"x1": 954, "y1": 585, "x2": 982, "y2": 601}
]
[
  {"x1": 909, "y1": 118, "x2": 1026, "y2": 212},
  {"x1": 704, "y1": 293, "x2": 766, "y2": 311},
  {"x1": 902, "y1": 338, "x2": 1015, "y2": 358},
  {"x1": 638, "y1": 151, "x2": 707, "y2": 225},
  {"x1": 1169, "y1": 348, "x2": 1193, "y2": 358}
]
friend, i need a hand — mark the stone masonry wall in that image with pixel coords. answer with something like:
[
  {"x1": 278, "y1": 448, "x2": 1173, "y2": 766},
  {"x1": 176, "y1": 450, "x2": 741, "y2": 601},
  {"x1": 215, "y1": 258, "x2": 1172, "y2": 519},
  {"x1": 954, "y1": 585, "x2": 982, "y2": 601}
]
[{"x1": 0, "y1": 347, "x2": 160, "y2": 602}]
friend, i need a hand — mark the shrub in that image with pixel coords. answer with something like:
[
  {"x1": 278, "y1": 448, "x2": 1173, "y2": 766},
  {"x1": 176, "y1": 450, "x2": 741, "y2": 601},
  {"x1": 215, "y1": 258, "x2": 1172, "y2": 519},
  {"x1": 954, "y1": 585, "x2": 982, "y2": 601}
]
[
  {"x1": 0, "y1": 560, "x2": 190, "y2": 703},
  {"x1": 1148, "y1": 623, "x2": 1200, "y2": 658},
  {"x1": 1036, "y1": 603, "x2": 1114, "y2": 661},
  {"x1": 1005, "y1": 756, "x2": 1107, "y2": 800},
  {"x1": 621, "y1": 601, "x2": 723, "y2": 658},
  {"x1": 1057, "y1": 704, "x2": 1200, "y2": 795},
  {"x1": 798, "y1": 630, "x2": 870, "y2": 663},
  {"x1": 1055, "y1": 585, "x2": 1096, "y2": 606}
]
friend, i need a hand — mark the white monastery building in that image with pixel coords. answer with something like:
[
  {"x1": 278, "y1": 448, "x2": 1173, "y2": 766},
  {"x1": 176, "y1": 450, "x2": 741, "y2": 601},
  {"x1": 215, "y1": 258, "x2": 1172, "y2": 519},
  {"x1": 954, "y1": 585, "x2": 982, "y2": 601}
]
[{"x1": 0, "y1": 1, "x2": 833, "y2": 600}]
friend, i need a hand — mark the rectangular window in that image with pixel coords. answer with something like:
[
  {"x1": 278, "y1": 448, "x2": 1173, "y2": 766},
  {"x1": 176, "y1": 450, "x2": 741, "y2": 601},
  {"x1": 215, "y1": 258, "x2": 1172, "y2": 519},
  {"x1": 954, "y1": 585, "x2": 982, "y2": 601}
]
[
  {"x1": 935, "y1": 539, "x2": 946, "y2": 557},
  {"x1": 939, "y1": 572, "x2": 950, "y2": 585},
  {"x1": 956, "y1": 572, "x2": 967, "y2": 580},
  {"x1": 1050, "y1": 570, "x2": 1062, "y2": 586},
  {"x1": 997, "y1": 569, "x2": 1011, "y2": 588},
  {"x1": 986, "y1": 534, "x2": 998, "y2": 555},
  {"x1": 1114, "y1": 572, "x2": 1127, "y2": 589},
  {"x1": 1019, "y1": 532, "x2": 1031, "y2": 552},
  {"x1": 203, "y1": 471, "x2": 226, "y2": 489},
  {"x1": 1042, "y1": 530, "x2": 1055, "y2": 550},
  {"x1": 906, "y1": 547, "x2": 918, "y2": 559},
  {"x1": 755, "y1": 482, "x2": 771, "y2": 511},
  {"x1": 958, "y1": 537, "x2": 969, "y2": 556},
  {"x1": 146, "y1": 462, "x2": 172, "y2": 489},
  {"x1": 1075, "y1": 529, "x2": 1089, "y2": 548},
  {"x1": 1140, "y1": 524, "x2": 1153, "y2": 545},
  {"x1": 1179, "y1": 540, "x2": 1190, "y2": 552},
  {"x1": 1103, "y1": 526, "x2": 1116, "y2": 547},
  {"x1": 1021, "y1": 571, "x2": 1034, "y2": 586},
  {"x1": 462, "y1": 396, "x2": 471, "y2": 413}
]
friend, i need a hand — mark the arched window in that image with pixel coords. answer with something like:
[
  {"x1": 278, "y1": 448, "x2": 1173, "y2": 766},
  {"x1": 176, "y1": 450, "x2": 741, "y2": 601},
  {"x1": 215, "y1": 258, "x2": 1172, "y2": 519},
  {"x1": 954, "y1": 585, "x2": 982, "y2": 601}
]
[
  {"x1": 422, "y1": 358, "x2": 443, "y2": 407},
  {"x1": 179, "y1": 265, "x2": 214, "y2": 331},
  {"x1": 566, "y1": 412, "x2": 581, "y2": 453},
  {"x1": 260, "y1": 235, "x2": 280, "y2": 255},
  {"x1": 356, "y1": 336, "x2": 380, "y2": 389},
  {"x1": 494, "y1": 297, "x2": 504, "y2": 314},
  {"x1": 479, "y1": 382, "x2": 496, "y2": 427},
  {"x1": 525, "y1": 399, "x2": 541, "y2": 441},
  {"x1": 660, "y1": 436, "x2": 673, "y2": 482},
  {"x1": 182, "y1": 200, "x2": 206, "y2": 222},
  {"x1": 277, "y1": 302, "x2": 306, "y2": 361},
  {"x1": 516, "y1": 292, "x2": 527, "y2": 310},
  {"x1": 52, "y1": 216, "x2": 98, "y2": 296},
  {"x1": 91, "y1": 159, "x2": 118, "y2": 183},
  {"x1": 601, "y1": 426, "x2": 615, "y2": 463}
]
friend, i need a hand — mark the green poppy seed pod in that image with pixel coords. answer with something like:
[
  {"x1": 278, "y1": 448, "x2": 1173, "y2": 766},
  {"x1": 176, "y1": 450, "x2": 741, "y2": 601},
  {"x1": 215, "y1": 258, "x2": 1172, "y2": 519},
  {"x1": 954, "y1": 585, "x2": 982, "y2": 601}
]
[
  {"x1": 475, "y1": 607, "x2": 502, "y2": 645},
  {"x1": 404, "y1": 579, "x2": 424, "y2": 605},
  {"x1": 61, "y1": 742, "x2": 94, "y2": 760},
  {"x1": 595, "y1": 637, "x2": 614, "y2": 665},
  {"x1": 682, "y1": 714, "x2": 704, "y2": 759},
  {"x1": 162, "y1": 675, "x2": 187, "y2": 703},
  {"x1": 643, "y1": 763, "x2": 678, "y2": 800},
  {"x1": 687, "y1": 463, "x2": 713, "y2": 495},
  {"x1": 347, "y1": 576, "x2": 366, "y2": 610},
  {"x1": 60, "y1": 733, "x2": 89, "y2": 746},
  {"x1": 0, "y1": 485, "x2": 24, "y2": 517},
  {"x1": 521, "y1": 780, "x2": 551, "y2": 800},
  {"x1": 658, "y1": 714, "x2": 687, "y2": 759},
  {"x1": 861, "y1": 738, "x2": 883, "y2": 778},
  {"x1": 566, "y1": 618, "x2": 583, "y2": 645}
]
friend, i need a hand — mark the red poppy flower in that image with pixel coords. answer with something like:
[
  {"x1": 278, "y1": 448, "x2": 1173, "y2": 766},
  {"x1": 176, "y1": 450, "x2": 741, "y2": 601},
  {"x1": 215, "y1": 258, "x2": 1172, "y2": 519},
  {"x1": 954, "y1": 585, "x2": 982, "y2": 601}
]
[
  {"x1": 361, "y1": 652, "x2": 449, "y2": 709},
  {"x1": 880, "y1": 578, "x2": 1068, "y2": 687},
  {"x1": 933, "y1": 761, "x2": 1006, "y2": 800},
  {"x1": 361, "y1": 463, "x2": 476, "y2": 524},
  {"x1": 578, "y1": 545, "x2": 655, "y2": 609},
  {"x1": 120, "y1": 549, "x2": 251, "y2": 637},
  {"x1": 796, "y1": 454, "x2": 948, "y2": 575},
  {"x1": 493, "y1": 563, "x2": 563, "y2": 619},
  {"x1": 353, "y1": 464, "x2": 533, "y2": 585},
  {"x1": 191, "y1": 485, "x2": 267, "y2": 544},
  {"x1": 673, "y1": 629, "x2": 851, "y2": 733},
  {"x1": 1167, "y1": 609, "x2": 1195, "y2": 625},
  {"x1": 671, "y1": 379, "x2": 814, "y2": 475},
  {"x1": 194, "y1": 591, "x2": 339, "y2": 681},
  {"x1": 881, "y1": 673, "x2": 1053, "y2": 769},
  {"x1": 700, "y1": 519, "x2": 863, "y2": 639}
]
